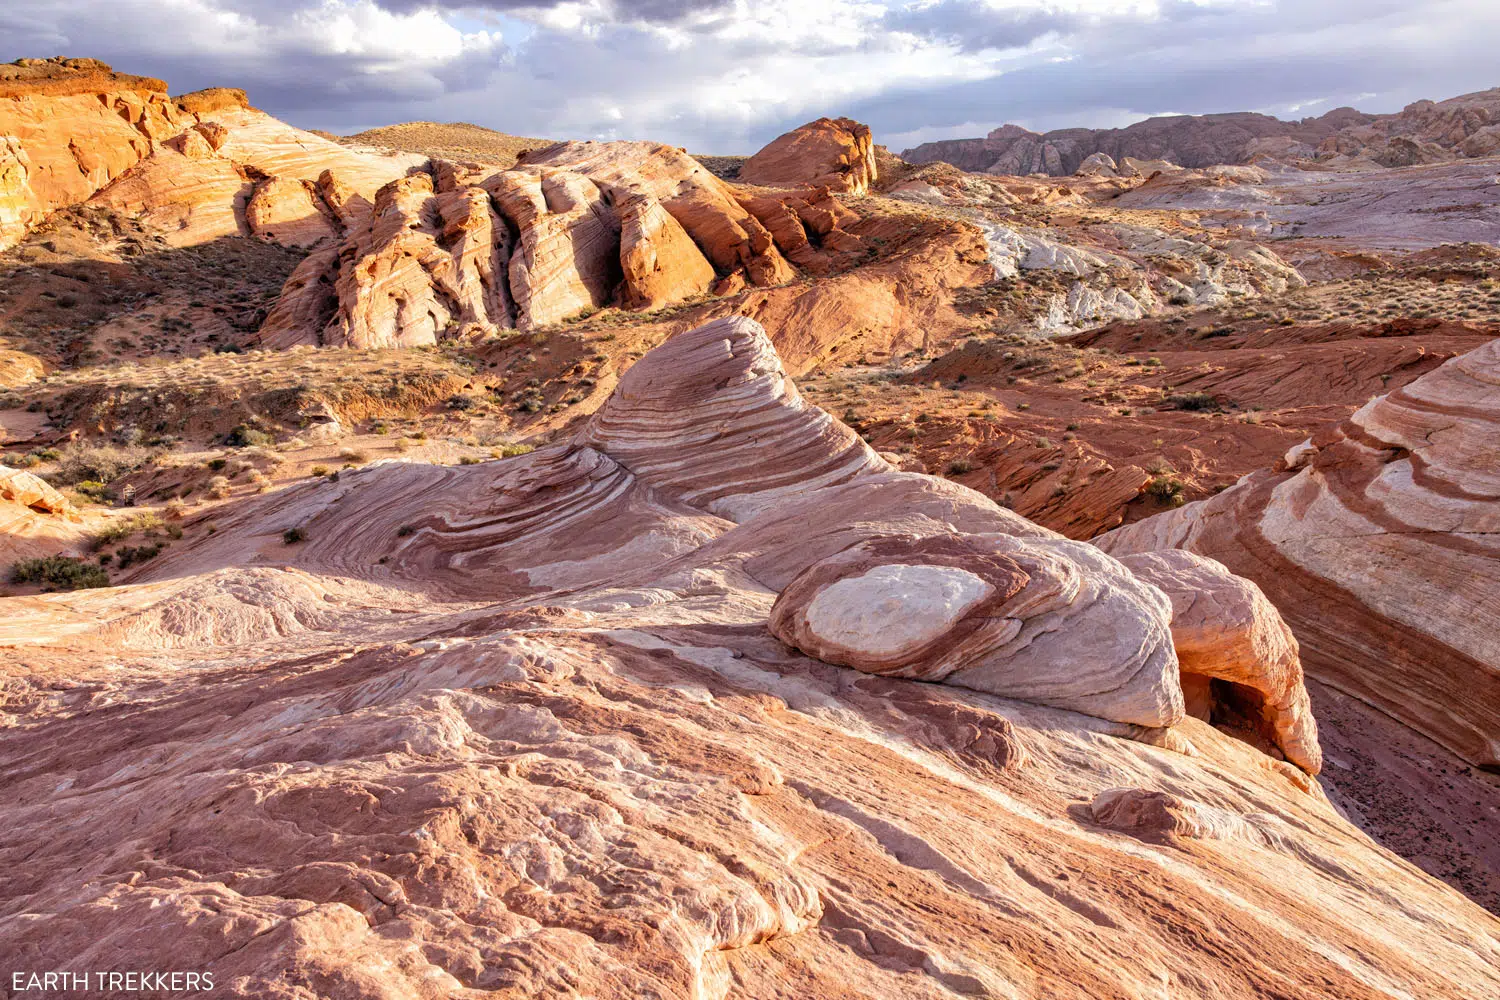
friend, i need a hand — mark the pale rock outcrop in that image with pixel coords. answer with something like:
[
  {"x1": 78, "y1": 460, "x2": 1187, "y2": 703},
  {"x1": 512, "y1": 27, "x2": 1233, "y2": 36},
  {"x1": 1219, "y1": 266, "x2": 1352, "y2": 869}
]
[
  {"x1": 740, "y1": 117, "x2": 878, "y2": 196},
  {"x1": 259, "y1": 141, "x2": 812, "y2": 345},
  {"x1": 1098, "y1": 337, "x2": 1500, "y2": 768},
  {"x1": 0, "y1": 136, "x2": 34, "y2": 250},
  {"x1": 1074, "y1": 152, "x2": 1119, "y2": 177},
  {"x1": 487, "y1": 167, "x2": 619, "y2": 329},
  {"x1": 322, "y1": 170, "x2": 516, "y2": 347},
  {"x1": 243, "y1": 175, "x2": 336, "y2": 247},
  {"x1": 769, "y1": 532, "x2": 1184, "y2": 727},
  {"x1": 0, "y1": 465, "x2": 76, "y2": 518},
  {"x1": 520, "y1": 140, "x2": 796, "y2": 287},
  {"x1": 0, "y1": 464, "x2": 87, "y2": 565}
]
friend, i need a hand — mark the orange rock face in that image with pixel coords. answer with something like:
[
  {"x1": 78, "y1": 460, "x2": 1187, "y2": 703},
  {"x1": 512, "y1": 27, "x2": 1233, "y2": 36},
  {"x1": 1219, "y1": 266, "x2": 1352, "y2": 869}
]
[
  {"x1": 259, "y1": 140, "x2": 822, "y2": 346},
  {"x1": 741, "y1": 117, "x2": 879, "y2": 196},
  {"x1": 0, "y1": 83, "x2": 175, "y2": 249}
]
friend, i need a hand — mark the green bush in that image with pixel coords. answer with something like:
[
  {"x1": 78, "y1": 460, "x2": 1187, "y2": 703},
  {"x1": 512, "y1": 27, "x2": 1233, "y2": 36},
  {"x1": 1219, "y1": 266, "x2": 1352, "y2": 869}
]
[
  {"x1": 1145, "y1": 476, "x2": 1186, "y2": 506},
  {"x1": 10, "y1": 555, "x2": 110, "y2": 591},
  {"x1": 226, "y1": 424, "x2": 273, "y2": 448},
  {"x1": 115, "y1": 543, "x2": 163, "y2": 568}
]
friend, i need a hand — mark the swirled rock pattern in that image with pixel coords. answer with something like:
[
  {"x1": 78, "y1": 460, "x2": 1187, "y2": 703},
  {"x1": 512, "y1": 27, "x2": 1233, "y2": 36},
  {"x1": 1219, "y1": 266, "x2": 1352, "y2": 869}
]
[
  {"x1": 4, "y1": 317, "x2": 1500, "y2": 996},
  {"x1": 580, "y1": 316, "x2": 890, "y2": 518},
  {"x1": 768, "y1": 532, "x2": 1184, "y2": 727},
  {"x1": 1098, "y1": 337, "x2": 1500, "y2": 768}
]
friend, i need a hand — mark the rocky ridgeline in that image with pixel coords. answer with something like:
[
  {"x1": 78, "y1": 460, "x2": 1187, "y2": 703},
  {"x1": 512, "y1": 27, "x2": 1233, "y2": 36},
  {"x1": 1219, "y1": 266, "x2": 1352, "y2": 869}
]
[
  {"x1": 904, "y1": 88, "x2": 1500, "y2": 176},
  {"x1": 5, "y1": 317, "x2": 1497, "y2": 996}
]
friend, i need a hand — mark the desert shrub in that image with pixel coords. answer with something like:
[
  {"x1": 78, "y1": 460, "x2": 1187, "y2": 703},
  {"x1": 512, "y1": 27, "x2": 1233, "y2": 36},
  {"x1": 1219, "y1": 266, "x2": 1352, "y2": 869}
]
[
  {"x1": 50, "y1": 444, "x2": 147, "y2": 486},
  {"x1": 338, "y1": 448, "x2": 367, "y2": 464},
  {"x1": 459, "y1": 456, "x2": 482, "y2": 465},
  {"x1": 207, "y1": 475, "x2": 231, "y2": 499},
  {"x1": 73, "y1": 480, "x2": 109, "y2": 501},
  {"x1": 283, "y1": 526, "x2": 307, "y2": 545},
  {"x1": 9, "y1": 555, "x2": 110, "y2": 591},
  {"x1": 396, "y1": 524, "x2": 416, "y2": 537},
  {"x1": 946, "y1": 459, "x2": 975, "y2": 475},
  {"x1": 1167, "y1": 392, "x2": 1218, "y2": 412},
  {"x1": 91, "y1": 510, "x2": 163, "y2": 549},
  {"x1": 115, "y1": 543, "x2": 163, "y2": 569},
  {"x1": 226, "y1": 424, "x2": 273, "y2": 447},
  {"x1": 494, "y1": 443, "x2": 534, "y2": 458},
  {"x1": 1145, "y1": 476, "x2": 1186, "y2": 506},
  {"x1": 310, "y1": 466, "x2": 330, "y2": 478}
]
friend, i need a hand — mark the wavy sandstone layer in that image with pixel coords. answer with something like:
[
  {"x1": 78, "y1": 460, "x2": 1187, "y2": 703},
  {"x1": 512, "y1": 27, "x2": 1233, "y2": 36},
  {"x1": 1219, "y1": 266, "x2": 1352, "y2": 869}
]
[
  {"x1": 3, "y1": 317, "x2": 1496, "y2": 997},
  {"x1": 1098, "y1": 337, "x2": 1500, "y2": 768}
]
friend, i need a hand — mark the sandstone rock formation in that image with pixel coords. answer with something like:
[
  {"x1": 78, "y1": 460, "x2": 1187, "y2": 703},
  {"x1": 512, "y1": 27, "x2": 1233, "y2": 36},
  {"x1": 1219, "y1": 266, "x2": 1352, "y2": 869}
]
[
  {"x1": 4, "y1": 317, "x2": 1499, "y2": 996},
  {"x1": 1097, "y1": 337, "x2": 1500, "y2": 768},
  {"x1": 1114, "y1": 549, "x2": 1321, "y2": 773},
  {"x1": 0, "y1": 59, "x2": 182, "y2": 250},
  {"x1": 768, "y1": 532, "x2": 1183, "y2": 727},
  {"x1": 740, "y1": 117, "x2": 878, "y2": 196},
  {"x1": 0, "y1": 57, "x2": 423, "y2": 252},
  {"x1": 0, "y1": 463, "x2": 86, "y2": 565},
  {"x1": 261, "y1": 140, "x2": 813, "y2": 346}
]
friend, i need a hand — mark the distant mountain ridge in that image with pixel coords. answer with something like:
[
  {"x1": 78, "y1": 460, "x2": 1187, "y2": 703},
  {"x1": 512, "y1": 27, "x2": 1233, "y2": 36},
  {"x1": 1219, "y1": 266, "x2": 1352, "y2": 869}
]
[{"x1": 902, "y1": 88, "x2": 1500, "y2": 175}]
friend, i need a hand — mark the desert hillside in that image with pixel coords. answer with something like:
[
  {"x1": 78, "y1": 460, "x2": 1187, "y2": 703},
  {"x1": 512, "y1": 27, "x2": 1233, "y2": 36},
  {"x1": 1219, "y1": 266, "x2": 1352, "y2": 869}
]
[
  {"x1": 331, "y1": 121, "x2": 554, "y2": 169},
  {"x1": 1, "y1": 54, "x2": 1498, "y2": 998}
]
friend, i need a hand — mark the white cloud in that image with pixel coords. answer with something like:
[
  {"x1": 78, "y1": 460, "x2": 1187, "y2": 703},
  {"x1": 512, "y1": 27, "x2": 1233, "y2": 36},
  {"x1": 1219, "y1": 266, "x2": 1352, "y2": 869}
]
[{"x1": 0, "y1": 0, "x2": 1495, "y2": 152}]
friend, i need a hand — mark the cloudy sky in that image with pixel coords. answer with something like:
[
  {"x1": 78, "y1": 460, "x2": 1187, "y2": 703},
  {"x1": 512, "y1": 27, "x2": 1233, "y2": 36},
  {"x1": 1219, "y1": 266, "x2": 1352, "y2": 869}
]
[{"x1": 3, "y1": 0, "x2": 1497, "y2": 153}]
